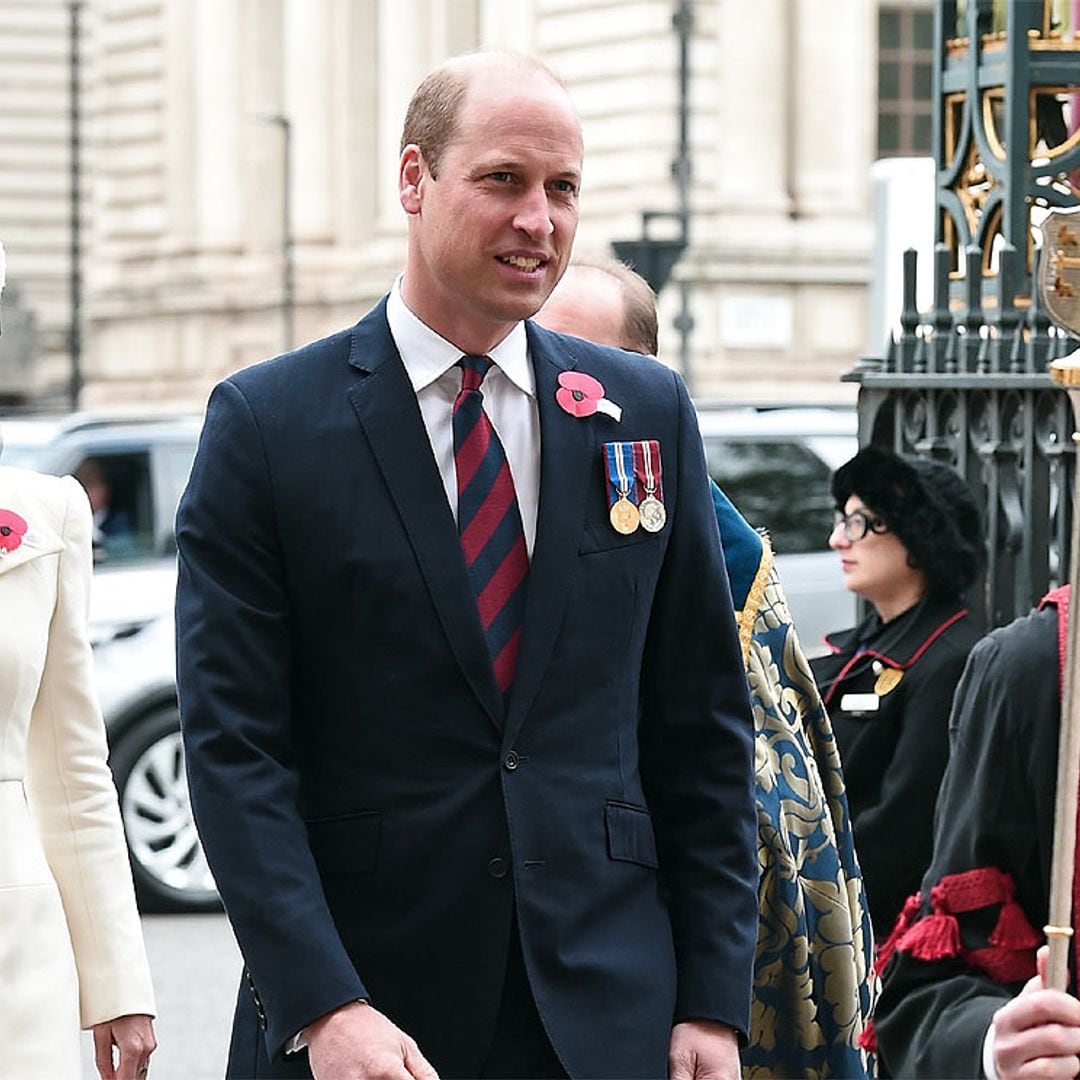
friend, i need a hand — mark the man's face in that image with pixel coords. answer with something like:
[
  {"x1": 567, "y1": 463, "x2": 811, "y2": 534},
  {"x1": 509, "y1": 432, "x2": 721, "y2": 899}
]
[
  {"x1": 400, "y1": 69, "x2": 583, "y2": 351},
  {"x1": 535, "y1": 268, "x2": 628, "y2": 350}
]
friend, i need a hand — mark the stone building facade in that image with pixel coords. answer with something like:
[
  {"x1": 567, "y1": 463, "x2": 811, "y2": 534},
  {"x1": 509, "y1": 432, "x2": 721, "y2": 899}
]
[{"x1": 0, "y1": 0, "x2": 894, "y2": 410}]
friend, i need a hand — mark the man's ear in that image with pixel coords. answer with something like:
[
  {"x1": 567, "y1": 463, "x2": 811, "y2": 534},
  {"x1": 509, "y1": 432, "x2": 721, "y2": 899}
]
[{"x1": 399, "y1": 145, "x2": 425, "y2": 215}]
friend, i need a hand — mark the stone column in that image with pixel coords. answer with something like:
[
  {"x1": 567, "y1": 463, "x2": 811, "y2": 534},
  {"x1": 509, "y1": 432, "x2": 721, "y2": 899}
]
[
  {"x1": 192, "y1": 0, "x2": 242, "y2": 250},
  {"x1": 284, "y1": 0, "x2": 333, "y2": 245}
]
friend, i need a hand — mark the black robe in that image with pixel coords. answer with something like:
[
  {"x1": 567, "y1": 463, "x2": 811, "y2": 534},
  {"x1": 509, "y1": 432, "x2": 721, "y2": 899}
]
[
  {"x1": 873, "y1": 602, "x2": 1061, "y2": 1078},
  {"x1": 811, "y1": 596, "x2": 982, "y2": 936}
]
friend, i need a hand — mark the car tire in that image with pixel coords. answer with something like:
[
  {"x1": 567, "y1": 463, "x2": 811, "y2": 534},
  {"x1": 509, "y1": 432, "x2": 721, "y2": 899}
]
[{"x1": 109, "y1": 705, "x2": 221, "y2": 913}]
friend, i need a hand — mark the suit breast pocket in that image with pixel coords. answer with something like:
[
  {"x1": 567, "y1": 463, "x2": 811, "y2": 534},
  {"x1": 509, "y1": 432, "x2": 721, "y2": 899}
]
[{"x1": 578, "y1": 521, "x2": 659, "y2": 556}]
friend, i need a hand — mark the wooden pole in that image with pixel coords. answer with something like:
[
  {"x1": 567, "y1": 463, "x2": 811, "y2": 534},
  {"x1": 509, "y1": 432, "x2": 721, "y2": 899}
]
[{"x1": 1046, "y1": 355, "x2": 1080, "y2": 990}]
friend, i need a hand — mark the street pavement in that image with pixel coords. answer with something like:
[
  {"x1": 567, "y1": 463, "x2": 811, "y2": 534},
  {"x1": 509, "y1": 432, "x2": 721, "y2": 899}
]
[{"x1": 81, "y1": 913, "x2": 240, "y2": 1080}]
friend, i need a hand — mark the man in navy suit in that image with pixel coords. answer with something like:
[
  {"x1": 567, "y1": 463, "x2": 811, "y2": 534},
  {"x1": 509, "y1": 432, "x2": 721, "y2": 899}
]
[{"x1": 176, "y1": 51, "x2": 756, "y2": 1080}]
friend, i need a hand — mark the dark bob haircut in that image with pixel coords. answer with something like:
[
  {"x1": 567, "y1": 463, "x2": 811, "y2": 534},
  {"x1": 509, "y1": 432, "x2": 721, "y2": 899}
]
[{"x1": 831, "y1": 445, "x2": 983, "y2": 599}]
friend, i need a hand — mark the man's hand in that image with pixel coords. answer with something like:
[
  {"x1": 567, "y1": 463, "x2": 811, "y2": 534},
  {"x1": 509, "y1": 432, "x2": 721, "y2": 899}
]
[
  {"x1": 305, "y1": 1001, "x2": 439, "y2": 1080},
  {"x1": 669, "y1": 1019, "x2": 740, "y2": 1080},
  {"x1": 91, "y1": 1013, "x2": 155, "y2": 1080},
  {"x1": 992, "y1": 945, "x2": 1080, "y2": 1079}
]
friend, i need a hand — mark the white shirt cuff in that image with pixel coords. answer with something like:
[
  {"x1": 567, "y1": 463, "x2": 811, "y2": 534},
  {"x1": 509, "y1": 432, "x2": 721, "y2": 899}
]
[
  {"x1": 286, "y1": 999, "x2": 368, "y2": 1055},
  {"x1": 982, "y1": 1019, "x2": 999, "y2": 1080}
]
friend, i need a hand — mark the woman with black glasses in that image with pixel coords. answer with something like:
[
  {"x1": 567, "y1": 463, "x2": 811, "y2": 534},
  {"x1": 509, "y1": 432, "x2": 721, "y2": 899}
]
[{"x1": 810, "y1": 446, "x2": 983, "y2": 941}]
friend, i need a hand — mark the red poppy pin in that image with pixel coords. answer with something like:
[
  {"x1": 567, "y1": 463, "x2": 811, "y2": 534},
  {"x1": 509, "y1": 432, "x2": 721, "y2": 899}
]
[
  {"x1": 0, "y1": 509, "x2": 28, "y2": 554},
  {"x1": 555, "y1": 371, "x2": 622, "y2": 422}
]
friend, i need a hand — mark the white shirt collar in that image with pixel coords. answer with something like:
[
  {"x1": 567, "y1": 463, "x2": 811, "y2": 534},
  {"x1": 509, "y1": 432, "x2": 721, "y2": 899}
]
[{"x1": 386, "y1": 276, "x2": 534, "y2": 397}]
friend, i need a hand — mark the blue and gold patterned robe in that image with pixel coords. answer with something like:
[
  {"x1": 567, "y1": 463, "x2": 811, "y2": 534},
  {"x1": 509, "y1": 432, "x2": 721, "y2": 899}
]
[{"x1": 713, "y1": 485, "x2": 877, "y2": 1078}]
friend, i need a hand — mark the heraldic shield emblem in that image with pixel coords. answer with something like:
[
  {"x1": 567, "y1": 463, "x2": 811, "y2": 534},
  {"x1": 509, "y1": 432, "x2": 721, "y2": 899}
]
[{"x1": 1039, "y1": 208, "x2": 1080, "y2": 337}]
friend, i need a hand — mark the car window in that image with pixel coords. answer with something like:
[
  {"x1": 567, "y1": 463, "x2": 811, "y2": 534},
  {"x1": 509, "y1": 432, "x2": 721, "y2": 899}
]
[
  {"x1": 703, "y1": 438, "x2": 834, "y2": 556},
  {"x1": 152, "y1": 441, "x2": 197, "y2": 555},
  {"x1": 72, "y1": 452, "x2": 157, "y2": 566}
]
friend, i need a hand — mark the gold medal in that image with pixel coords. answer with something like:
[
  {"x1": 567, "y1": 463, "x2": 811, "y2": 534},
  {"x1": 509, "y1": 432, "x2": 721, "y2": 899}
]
[
  {"x1": 874, "y1": 667, "x2": 904, "y2": 696},
  {"x1": 639, "y1": 494, "x2": 666, "y2": 533},
  {"x1": 607, "y1": 442, "x2": 640, "y2": 534},
  {"x1": 610, "y1": 496, "x2": 640, "y2": 535}
]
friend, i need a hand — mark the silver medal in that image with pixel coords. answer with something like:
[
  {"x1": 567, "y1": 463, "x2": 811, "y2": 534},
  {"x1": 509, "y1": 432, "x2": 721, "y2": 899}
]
[{"x1": 638, "y1": 494, "x2": 666, "y2": 533}]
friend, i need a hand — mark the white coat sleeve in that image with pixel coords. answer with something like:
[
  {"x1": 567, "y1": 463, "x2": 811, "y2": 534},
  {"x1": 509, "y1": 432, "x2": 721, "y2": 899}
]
[{"x1": 25, "y1": 476, "x2": 155, "y2": 1029}]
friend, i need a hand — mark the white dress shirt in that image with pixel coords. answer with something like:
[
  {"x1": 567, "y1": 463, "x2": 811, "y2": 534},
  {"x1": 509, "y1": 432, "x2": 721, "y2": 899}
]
[{"x1": 386, "y1": 279, "x2": 541, "y2": 556}]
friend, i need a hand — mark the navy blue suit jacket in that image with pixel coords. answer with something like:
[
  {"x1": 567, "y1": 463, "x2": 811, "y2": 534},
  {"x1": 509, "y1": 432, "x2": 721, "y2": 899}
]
[{"x1": 176, "y1": 300, "x2": 757, "y2": 1078}]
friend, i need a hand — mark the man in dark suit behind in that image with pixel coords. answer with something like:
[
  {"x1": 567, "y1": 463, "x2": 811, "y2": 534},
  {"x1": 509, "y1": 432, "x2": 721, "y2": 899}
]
[{"x1": 176, "y1": 51, "x2": 757, "y2": 1080}]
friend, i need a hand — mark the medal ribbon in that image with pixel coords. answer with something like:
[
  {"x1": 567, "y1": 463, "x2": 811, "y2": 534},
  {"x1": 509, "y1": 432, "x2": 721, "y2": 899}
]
[
  {"x1": 604, "y1": 442, "x2": 638, "y2": 508},
  {"x1": 632, "y1": 440, "x2": 663, "y2": 501}
]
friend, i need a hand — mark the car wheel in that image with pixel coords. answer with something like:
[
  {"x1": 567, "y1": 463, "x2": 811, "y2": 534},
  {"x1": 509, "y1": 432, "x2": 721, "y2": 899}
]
[{"x1": 109, "y1": 705, "x2": 221, "y2": 913}]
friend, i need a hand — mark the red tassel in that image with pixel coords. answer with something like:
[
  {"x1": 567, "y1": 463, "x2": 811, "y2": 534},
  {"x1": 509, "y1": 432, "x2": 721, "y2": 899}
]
[
  {"x1": 989, "y1": 898, "x2": 1041, "y2": 951},
  {"x1": 858, "y1": 1019, "x2": 877, "y2": 1054},
  {"x1": 875, "y1": 892, "x2": 923, "y2": 974},
  {"x1": 900, "y1": 911, "x2": 962, "y2": 961}
]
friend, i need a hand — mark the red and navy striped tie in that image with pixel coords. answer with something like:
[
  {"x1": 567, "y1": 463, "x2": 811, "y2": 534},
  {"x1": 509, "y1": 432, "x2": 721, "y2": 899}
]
[{"x1": 453, "y1": 355, "x2": 529, "y2": 695}]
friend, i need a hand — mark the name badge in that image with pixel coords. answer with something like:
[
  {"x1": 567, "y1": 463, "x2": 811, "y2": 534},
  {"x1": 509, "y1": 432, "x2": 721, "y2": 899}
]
[{"x1": 840, "y1": 692, "x2": 880, "y2": 713}]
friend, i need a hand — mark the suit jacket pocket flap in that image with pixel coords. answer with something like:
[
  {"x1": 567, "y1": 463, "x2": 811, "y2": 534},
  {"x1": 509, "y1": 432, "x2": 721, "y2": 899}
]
[
  {"x1": 605, "y1": 801, "x2": 659, "y2": 868},
  {"x1": 579, "y1": 522, "x2": 655, "y2": 556},
  {"x1": 305, "y1": 810, "x2": 381, "y2": 875}
]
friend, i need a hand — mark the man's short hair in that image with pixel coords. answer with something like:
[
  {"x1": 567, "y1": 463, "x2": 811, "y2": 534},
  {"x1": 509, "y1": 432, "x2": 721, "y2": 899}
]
[
  {"x1": 399, "y1": 66, "x2": 470, "y2": 179},
  {"x1": 400, "y1": 52, "x2": 568, "y2": 179},
  {"x1": 574, "y1": 257, "x2": 659, "y2": 355}
]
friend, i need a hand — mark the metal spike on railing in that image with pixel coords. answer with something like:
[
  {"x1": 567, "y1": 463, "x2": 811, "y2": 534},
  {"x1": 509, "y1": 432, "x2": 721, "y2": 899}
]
[
  {"x1": 1053, "y1": 325, "x2": 1080, "y2": 361},
  {"x1": 930, "y1": 244, "x2": 952, "y2": 373},
  {"x1": 1049, "y1": 326, "x2": 1062, "y2": 361},
  {"x1": 884, "y1": 329, "x2": 899, "y2": 373},
  {"x1": 959, "y1": 245, "x2": 983, "y2": 373},
  {"x1": 899, "y1": 248, "x2": 920, "y2": 373},
  {"x1": 1029, "y1": 246, "x2": 1052, "y2": 373},
  {"x1": 994, "y1": 243, "x2": 1020, "y2": 374},
  {"x1": 943, "y1": 321, "x2": 959, "y2": 375},
  {"x1": 977, "y1": 325, "x2": 992, "y2": 375},
  {"x1": 913, "y1": 326, "x2": 929, "y2": 375},
  {"x1": 1009, "y1": 318, "x2": 1025, "y2": 374}
]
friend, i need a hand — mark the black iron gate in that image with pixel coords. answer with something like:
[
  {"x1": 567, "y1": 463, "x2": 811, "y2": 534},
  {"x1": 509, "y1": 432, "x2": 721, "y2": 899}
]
[{"x1": 850, "y1": 0, "x2": 1080, "y2": 627}]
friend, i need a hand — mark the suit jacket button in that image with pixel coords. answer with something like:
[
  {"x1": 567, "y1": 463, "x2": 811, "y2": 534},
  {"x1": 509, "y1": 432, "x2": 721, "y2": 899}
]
[
  {"x1": 504, "y1": 751, "x2": 519, "y2": 771},
  {"x1": 488, "y1": 857, "x2": 508, "y2": 879}
]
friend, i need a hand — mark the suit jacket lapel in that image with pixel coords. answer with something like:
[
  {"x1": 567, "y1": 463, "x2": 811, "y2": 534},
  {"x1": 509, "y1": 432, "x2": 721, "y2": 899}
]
[
  {"x1": 345, "y1": 302, "x2": 504, "y2": 730},
  {"x1": 505, "y1": 324, "x2": 596, "y2": 742}
]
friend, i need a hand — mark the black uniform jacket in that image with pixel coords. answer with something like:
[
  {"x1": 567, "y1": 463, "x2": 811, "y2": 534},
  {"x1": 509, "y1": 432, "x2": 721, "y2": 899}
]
[
  {"x1": 810, "y1": 595, "x2": 982, "y2": 937},
  {"x1": 874, "y1": 602, "x2": 1060, "y2": 1078}
]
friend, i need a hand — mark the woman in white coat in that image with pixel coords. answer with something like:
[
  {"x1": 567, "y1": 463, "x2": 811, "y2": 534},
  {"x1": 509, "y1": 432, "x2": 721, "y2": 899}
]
[{"x1": 0, "y1": 461, "x2": 157, "y2": 1079}]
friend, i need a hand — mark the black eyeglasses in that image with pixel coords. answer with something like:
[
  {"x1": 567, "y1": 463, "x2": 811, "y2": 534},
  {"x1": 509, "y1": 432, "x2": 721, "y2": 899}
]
[{"x1": 832, "y1": 509, "x2": 888, "y2": 542}]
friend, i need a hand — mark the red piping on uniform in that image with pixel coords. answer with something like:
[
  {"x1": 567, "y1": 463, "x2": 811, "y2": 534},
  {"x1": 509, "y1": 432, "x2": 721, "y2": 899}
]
[
  {"x1": 1038, "y1": 584, "x2": 1070, "y2": 698},
  {"x1": 821, "y1": 607, "x2": 970, "y2": 708}
]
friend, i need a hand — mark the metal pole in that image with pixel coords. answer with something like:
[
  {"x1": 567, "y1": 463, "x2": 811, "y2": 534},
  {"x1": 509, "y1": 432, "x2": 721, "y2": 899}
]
[
  {"x1": 281, "y1": 116, "x2": 294, "y2": 352},
  {"x1": 261, "y1": 114, "x2": 295, "y2": 353},
  {"x1": 1045, "y1": 354, "x2": 1080, "y2": 990},
  {"x1": 672, "y1": 0, "x2": 694, "y2": 391},
  {"x1": 673, "y1": 0, "x2": 691, "y2": 208},
  {"x1": 69, "y1": 0, "x2": 82, "y2": 410}
]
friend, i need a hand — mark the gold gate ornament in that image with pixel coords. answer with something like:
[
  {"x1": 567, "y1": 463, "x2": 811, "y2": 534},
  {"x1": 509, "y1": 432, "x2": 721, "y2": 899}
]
[{"x1": 1039, "y1": 208, "x2": 1080, "y2": 335}]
